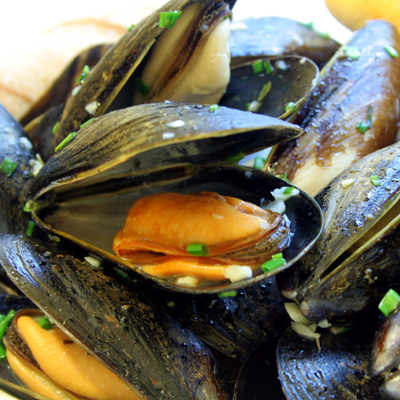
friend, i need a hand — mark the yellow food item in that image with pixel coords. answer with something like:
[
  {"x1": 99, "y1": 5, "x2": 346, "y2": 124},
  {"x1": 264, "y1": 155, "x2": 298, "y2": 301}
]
[
  {"x1": 325, "y1": 0, "x2": 400, "y2": 31},
  {"x1": 13, "y1": 316, "x2": 139, "y2": 400}
]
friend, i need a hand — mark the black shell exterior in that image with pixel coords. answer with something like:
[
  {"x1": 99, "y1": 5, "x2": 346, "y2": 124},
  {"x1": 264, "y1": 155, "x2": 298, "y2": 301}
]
[{"x1": 0, "y1": 233, "x2": 231, "y2": 400}]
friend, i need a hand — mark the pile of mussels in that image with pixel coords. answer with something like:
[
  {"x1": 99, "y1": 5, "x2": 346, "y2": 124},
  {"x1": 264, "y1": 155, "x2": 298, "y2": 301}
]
[{"x1": 1, "y1": 0, "x2": 400, "y2": 398}]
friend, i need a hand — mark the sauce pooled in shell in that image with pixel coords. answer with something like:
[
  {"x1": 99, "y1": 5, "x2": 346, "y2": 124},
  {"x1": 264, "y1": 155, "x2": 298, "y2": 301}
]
[{"x1": 113, "y1": 192, "x2": 291, "y2": 282}]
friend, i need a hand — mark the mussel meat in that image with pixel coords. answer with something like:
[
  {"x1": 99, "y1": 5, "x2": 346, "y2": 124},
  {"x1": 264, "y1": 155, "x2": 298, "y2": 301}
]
[{"x1": 113, "y1": 191, "x2": 291, "y2": 281}]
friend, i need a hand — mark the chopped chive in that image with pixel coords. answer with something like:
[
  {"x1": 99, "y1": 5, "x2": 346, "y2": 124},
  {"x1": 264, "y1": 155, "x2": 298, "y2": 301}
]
[
  {"x1": 159, "y1": 10, "x2": 182, "y2": 29},
  {"x1": 283, "y1": 187, "x2": 295, "y2": 194},
  {"x1": 0, "y1": 310, "x2": 15, "y2": 358},
  {"x1": 223, "y1": 15, "x2": 229, "y2": 20},
  {"x1": 356, "y1": 105, "x2": 373, "y2": 133},
  {"x1": 134, "y1": 78, "x2": 151, "y2": 97},
  {"x1": 25, "y1": 221, "x2": 35, "y2": 237},
  {"x1": 276, "y1": 173, "x2": 291, "y2": 184},
  {"x1": 127, "y1": 23, "x2": 135, "y2": 31},
  {"x1": 52, "y1": 121, "x2": 60, "y2": 135},
  {"x1": 257, "y1": 82, "x2": 272, "y2": 102},
  {"x1": 356, "y1": 121, "x2": 370, "y2": 133},
  {"x1": 379, "y1": 289, "x2": 400, "y2": 317},
  {"x1": 23, "y1": 203, "x2": 31, "y2": 212},
  {"x1": 77, "y1": 65, "x2": 90, "y2": 83},
  {"x1": 315, "y1": 29, "x2": 330, "y2": 39},
  {"x1": 384, "y1": 44, "x2": 398, "y2": 58},
  {"x1": 297, "y1": 21, "x2": 314, "y2": 30},
  {"x1": 218, "y1": 290, "x2": 237, "y2": 298},
  {"x1": 37, "y1": 317, "x2": 54, "y2": 330},
  {"x1": 370, "y1": 175, "x2": 381, "y2": 186},
  {"x1": 226, "y1": 152, "x2": 245, "y2": 164},
  {"x1": 344, "y1": 46, "x2": 360, "y2": 60},
  {"x1": 0, "y1": 157, "x2": 17, "y2": 177},
  {"x1": 261, "y1": 255, "x2": 286, "y2": 273},
  {"x1": 186, "y1": 243, "x2": 209, "y2": 256},
  {"x1": 252, "y1": 59, "x2": 263, "y2": 74},
  {"x1": 285, "y1": 102, "x2": 296, "y2": 114},
  {"x1": 114, "y1": 267, "x2": 128, "y2": 279},
  {"x1": 263, "y1": 59, "x2": 274, "y2": 74},
  {"x1": 272, "y1": 252, "x2": 283, "y2": 259},
  {"x1": 55, "y1": 131, "x2": 77, "y2": 152},
  {"x1": 79, "y1": 118, "x2": 94, "y2": 129},
  {"x1": 253, "y1": 156, "x2": 265, "y2": 170},
  {"x1": 209, "y1": 104, "x2": 219, "y2": 112}
]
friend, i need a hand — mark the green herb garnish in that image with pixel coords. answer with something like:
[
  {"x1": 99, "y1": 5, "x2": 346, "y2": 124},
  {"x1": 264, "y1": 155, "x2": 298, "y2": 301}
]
[
  {"x1": 384, "y1": 44, "x2": 398, "y2": 58},
  {"x1": 283, "y1": 186, "x2": 295, "y2": 194},
  {"x1": 0, "y1": 157, "x2": 17, "y2": 177},
  {"x1": 344, "y1": 46, "x2": 360, "y2": 60},
  {"x1": 134, "y1": 78, "x2": 151, "y2": 97},
  {"x1": 379, "y1": 289, "x2": 400, "y2": 317},
  {"x1": 226, "y1": 152, "x2": 245, "y2": 164},
  {"x1": 186, "y1": 243, "x2": 209, "y2": 256},
  {"x1": 285, "y1": 102, "x2": 296, "y2": 114},
  {"x1": 218, "y1": 290, "x2": 237, "y2": 298},
  {"x1": 0, "y1": 310, "x2": 15, "y2": 359},
  {"x1": 257, "y1": 82, "x2": 271, "y2": 102},
  {"x1": 276, "y1": 173, "x2": 291, "y2": 184},
  {"x1": 159, "y1": 10, "x2": 182, "y2": 29},
  {"x1": 252, "y1": 59, "x2": 263, "y2": 74},
  {"x1": 52, "y1": 121, "x2": 60, "y2": 136},
  {"x1": 209, "y1": 104, "x2": 219, "y2": 112},
  {"x1": 261, "y1": 253, "x2": 286, "y2": 273},
  {"x1": 297, "y1": 21, "x2": 314, "y2": 30},
  {"x1": 77, "y1": 65, "x2": 90, "y2": 83},
  {"x1": 55, "y1": 131, "x2": 77, "y2": 153},
  {"x1": 253, "y1": 156, "x2": 266, "y2": 170},
  {"x1": 263, "y1": 59, "x2": 274, "y2": 74},
  {"x1": 356, "y1": 105, "x2": 373, "y2": 133},
  {"x1": 370, "y1": 175, "x2": 382, "y2": 186},
  {"x1": 79, "y1": 118, "x2": 94, "y2": 129},
  {"x1": 127, "y1": 23, "x2": 135, "y2": 31},
  {"x1": 25, "y1": 221, "x2": 35, "y2": 237},
  {"x1": 114, "y1": 268, "x2": 128, "y2": 279},
  {"x1": 37, "y1": 317, "x2": 54, "y2": 330}
]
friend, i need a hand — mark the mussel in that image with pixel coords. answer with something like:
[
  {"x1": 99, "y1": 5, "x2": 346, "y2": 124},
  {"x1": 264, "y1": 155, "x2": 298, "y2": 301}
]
[
  {"x1": 0, "y1": 233, "x2": 231, "y2": 399},
  {"x1": 54, "y1": 0, "x2": 236, "y2": 147},
  {"x1": 267, "y1": 20, "x2": 400, "y2": 196},
  {"x1": 277, "y1": 140, "x2": 400, "y2": 326},
  {"x1": 25, "y1": 102, "x2": 323, "y2": 292}
]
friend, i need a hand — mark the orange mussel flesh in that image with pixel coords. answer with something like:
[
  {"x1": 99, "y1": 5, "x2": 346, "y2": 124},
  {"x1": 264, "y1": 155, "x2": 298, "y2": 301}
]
[{"x1": 113, "y1": 192, "x2": 290, "y2": 281}]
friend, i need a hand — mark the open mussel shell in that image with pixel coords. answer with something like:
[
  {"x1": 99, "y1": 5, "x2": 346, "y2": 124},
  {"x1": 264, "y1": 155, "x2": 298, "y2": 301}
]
[
  {"x1": 229, "y1": 17, "x2": 340, "y2": 67},
  {"x1": 26, "y1": 102, "x2": 322, "y2": 293},
  {"x1": 0, "y1": 233, "x2": 231, "y2": 399},
  {"x1": 277, "y1": 141, "x2": 400, "y2": 324},
  {"x1": 54, "y1": 0, "x2": 235, "y2": 146},
  {"x1": 219, "y1": 56, "x2": 319, "y2": 119}
]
